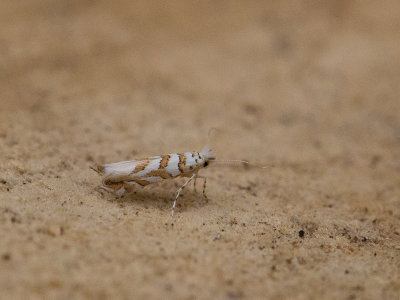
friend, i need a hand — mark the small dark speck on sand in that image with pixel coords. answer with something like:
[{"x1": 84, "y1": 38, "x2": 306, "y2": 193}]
[{"x1": 2, "y1": 253, "x2": 11, "y2": 261}]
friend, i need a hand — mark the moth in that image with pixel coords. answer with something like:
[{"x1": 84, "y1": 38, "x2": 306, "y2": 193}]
[
  {"x1": 94, "y1": 145, "x2": 217, "y2": 215},
  {"x1": 93, "y1": 138, "x2": 268, "y2": 215}
]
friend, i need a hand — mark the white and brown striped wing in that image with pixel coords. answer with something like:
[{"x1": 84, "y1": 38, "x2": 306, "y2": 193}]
[
  {"x1": 101, "y1": 156, "x2": 170, "y2": 190},
  {"x1": 100, "y1": 151, "x2": 206, "y2": 195}
]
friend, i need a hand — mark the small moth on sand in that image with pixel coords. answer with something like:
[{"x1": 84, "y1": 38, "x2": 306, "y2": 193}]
[
  {"x1": 93, "y1": 130, "x2": 267, "y2": 215},
  {"x1": 94, "y1": 145, "x2": 217, "y2": 215}
]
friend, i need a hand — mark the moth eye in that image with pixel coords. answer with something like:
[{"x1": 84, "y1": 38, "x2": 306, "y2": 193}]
[{"x1": 203, "y1": 161, "x2": 209, "y2": 167}]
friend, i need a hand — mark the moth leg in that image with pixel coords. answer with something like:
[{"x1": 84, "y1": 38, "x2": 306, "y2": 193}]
[
  {"x1": 193, "y1": 176, "x2": 197, "y2": 193},
  {"x1": 202, "y1": 177, "x2": 208, "y2": 201},
  {"x1": 192, "y1": 175, "x2": 208, "y2": 202},
  {"x1": 94, "y1": 185, "x2": 109, "y2": 196},
  {"x1": 122, "y1": 182, "x2": 136, "y2": 195},
  {"x1": 195, "y1": 175, "x2": 208, "y2": 202},
  {"x1": 172, "y1": 173, "x2": 196, "y2": 216}
]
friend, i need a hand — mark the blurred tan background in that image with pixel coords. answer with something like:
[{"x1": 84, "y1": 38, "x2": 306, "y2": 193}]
[{"x1": 1, "y1": 1, "x2": 399, "y2": 299}]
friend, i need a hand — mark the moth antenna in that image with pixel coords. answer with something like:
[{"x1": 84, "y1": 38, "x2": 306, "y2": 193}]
[{"x1": 212, "y1": 159, "x2": 271, "y2": 169}]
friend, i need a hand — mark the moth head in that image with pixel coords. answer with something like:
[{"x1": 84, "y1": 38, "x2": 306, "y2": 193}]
[{"x1": 201, "y1": 145, "x2": 216, "y2": 167}]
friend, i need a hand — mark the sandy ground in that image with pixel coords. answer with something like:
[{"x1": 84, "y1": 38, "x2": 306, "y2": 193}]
[{"x1": 1, "y1": 1, "x2": 400, "y2": 299}]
